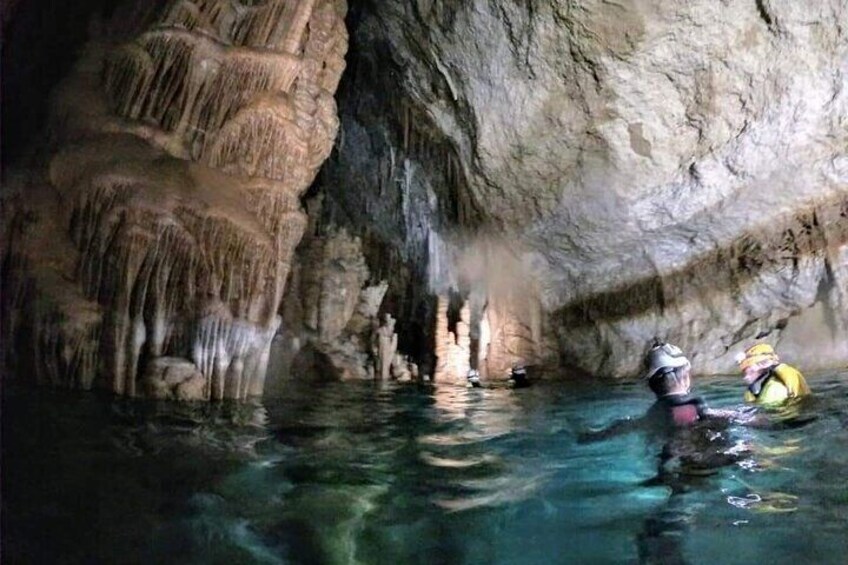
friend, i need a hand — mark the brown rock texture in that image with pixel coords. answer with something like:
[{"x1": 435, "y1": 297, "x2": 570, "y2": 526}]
[
  {"x1": 269, "y1": 226, "x2": 389, "y2": 384},
  {"x1": 2, "y1": 0, "x2": 348, "y2": 398}
]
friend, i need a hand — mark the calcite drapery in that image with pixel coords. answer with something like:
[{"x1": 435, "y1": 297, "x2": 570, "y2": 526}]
[{"x1": 2, "y1": 0, "x2": 348, "y2": 399}]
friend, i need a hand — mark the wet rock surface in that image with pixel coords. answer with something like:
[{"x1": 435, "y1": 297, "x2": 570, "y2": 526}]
[{"x1": 275, "y1": 228, "x2": 386, "y2": 383}]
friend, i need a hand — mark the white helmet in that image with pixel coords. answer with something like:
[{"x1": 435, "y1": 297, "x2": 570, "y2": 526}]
[{"x1": 644, "y1": 343, "x2": 690, "y2": 380}]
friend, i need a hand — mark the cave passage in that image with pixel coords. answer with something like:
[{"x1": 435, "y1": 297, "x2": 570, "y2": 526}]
[{"x1": 2, "y1": 0, "x2": 848, "y2": 562}]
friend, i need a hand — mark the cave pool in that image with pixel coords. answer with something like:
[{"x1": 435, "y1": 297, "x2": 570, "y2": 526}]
[{"x1": 4, "y1": 372, "x2": 848, "y2": 564}]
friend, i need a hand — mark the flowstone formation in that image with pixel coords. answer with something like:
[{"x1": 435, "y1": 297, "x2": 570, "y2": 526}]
[
  {"x1": 2, "y1": 0, "x2": 348, "y2": 399},
  {"x1": 317, "y1": 0, "x2": 848, "y2": 377},
  {"x1": 269, "y1": 226, "x2": 394, "y2": 383}
]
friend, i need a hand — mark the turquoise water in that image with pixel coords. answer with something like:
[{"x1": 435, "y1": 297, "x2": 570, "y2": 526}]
[{"x1": 3, "y1": 372, "x2": 848, "y2": 564}]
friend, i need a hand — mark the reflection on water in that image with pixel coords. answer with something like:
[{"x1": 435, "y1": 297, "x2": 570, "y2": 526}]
[{"x1": 3, "y1": 373, "x2": 848, "y2": 564}]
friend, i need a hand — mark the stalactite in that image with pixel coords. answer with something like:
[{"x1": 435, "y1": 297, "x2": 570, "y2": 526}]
[
  {"x1": 233, "y1": 0, "x2": 306, "y2": 50},
  {"x1": 103, "y1": 44, "x2": 155, "y2": 119},
  {"x1": 389, "y1": 145, "x2": 396, "y2": 187},
  {"x1": 403, "y1": 103, "x2": 410, "y2": 153},
  {"x1": 105, "y1": 27, "x2": 306, "y2": 159},
  {"x1": 190, "y1": 50, "x2": 301, "y2": 148},
  {"x1": 58, "y1": 164, "x2": 294, "y2": 398},
  {"x1": 188, "y1": 0, "x2": 236, "y2": 37},
  {"x1": 204, "y1": 102, "x2": 309, "y2": 180},
  {"x1": 2, "y1": 194, "x2": 106, "y2": 392},
  {"x1": 135, "y1": 30, "x2": 197, "y2": 129},
  {"x1": 160, "y1": 1, "x2": 202, "y2": 33}
]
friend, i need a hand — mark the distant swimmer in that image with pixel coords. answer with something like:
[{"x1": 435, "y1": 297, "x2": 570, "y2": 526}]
[
  {"x1": 466, "y1": 369, "x2": 482, "y2": 388},
  {"x1": 508, "y1": 365, "x2": 531, "y2": 389},
  {"x1": 736, "y1": 343, "x2": 810, "y2": 406},
  {"x1": 463, "y1": 365, "x2": 531, "y2": 389}
]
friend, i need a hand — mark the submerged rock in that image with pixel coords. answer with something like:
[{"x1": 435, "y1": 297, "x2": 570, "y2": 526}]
[{"x1": 143, "y1": 356, "x2": 206, "y2": 401}]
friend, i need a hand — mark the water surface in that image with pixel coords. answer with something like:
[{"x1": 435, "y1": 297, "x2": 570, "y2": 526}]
[{"x1": 4, "y1": 372, "x2": 848, "y2": 564}]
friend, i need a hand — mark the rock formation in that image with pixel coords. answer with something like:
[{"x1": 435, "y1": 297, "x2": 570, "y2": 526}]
[
  {"x1": 270, "y1": 227, "x2": 391, "y2": 383},
  {"x1": 5, "y1": 0, "x2": 846, "y2": 386},
  {"x1": 376, "y1": 313, "x2": 398, "y2": 380},
  {"x1": 316, "y1": 0, "x2": 848, "y2": 377},
  {"x1": 2, "y1": 0, "x2": 348, "y2": 398},
  {"x1": 434, "y1": 297, "x2": 472, "y2": 384},
  {"x1": 390, "y1": 352, "x2": 416, "y2": 383},
  {"x1": 301, "y1": 228, "x2": 371, "y2": 344},
  {"x1": 479, "y1": 296, "x2": 541, "y2": 381}
]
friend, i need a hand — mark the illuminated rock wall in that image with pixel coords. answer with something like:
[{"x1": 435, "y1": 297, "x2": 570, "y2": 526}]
[
  {"x1": 316, "y1": 0, "x2": 848, "y2": 377},
  {"x1": 2, "y1": 0, "x2": 348, "y2": 399}
]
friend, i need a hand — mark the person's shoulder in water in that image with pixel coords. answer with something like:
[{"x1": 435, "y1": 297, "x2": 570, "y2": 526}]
[
  {"x1": 579, "y1": 342, "x2": 736, "y2": 443},
  {"x1": 646, "y1": 393, "x2": 709, "y2": 428}
]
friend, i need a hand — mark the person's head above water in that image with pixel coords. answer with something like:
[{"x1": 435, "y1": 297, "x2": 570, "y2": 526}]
[
  {"x1": 735, "y1": 343, "x2": 810, "y2": 404},
  {"x1": 736, "y1": 343, "x2": 780, "y2": 384},
  {"x1": 644, "y1": 343, "x2": 692, "y2": 398}
]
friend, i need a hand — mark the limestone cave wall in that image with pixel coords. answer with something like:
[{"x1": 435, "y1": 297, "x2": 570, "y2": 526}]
[{"x1": 314, "y1": 0, "x2": 848, "y2": 378}]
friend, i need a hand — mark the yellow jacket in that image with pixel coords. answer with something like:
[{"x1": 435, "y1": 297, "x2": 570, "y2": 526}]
[{"x1": 744, "y1": 363, "x2": 811, "y2": 405}]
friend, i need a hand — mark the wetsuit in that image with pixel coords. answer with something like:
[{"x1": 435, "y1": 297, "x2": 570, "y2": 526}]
[
  {"x1": 744, "y1": 363, "x2": 810, "y2": 405},
  {"x1": 646, "y1": 394, "x2": 708, "y2": 428},
  {"x1": 646, "y1": 395, "x2": 738, "y2": 486},
  {"x1": 577, "y1": 394, "x2": 711, "y2": 444}
]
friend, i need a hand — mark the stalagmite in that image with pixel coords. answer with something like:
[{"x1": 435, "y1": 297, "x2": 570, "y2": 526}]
[
  {"x1": 478, "y1": 305, "x2": 491, "y2": 377},
  {"x1": 376, "y1": 313, "x2": 399, "y2": 381},
  {"x1": 433, "y1": 297, "x2": 472, "y2": 384},
  {"x1": 2, "y1": 0, "x2": 349, "y2": 400},
  {"x1": 455, "y1": 302, "x2": 472, "y2": 379},
  {"x1": 433, "y1": 296, "x2": 451, "y2": 381}
]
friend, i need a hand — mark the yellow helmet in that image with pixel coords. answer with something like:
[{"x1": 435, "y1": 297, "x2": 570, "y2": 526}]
[{"x1": 736, "y1": 343, "x2": 779, "y2": 371}]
